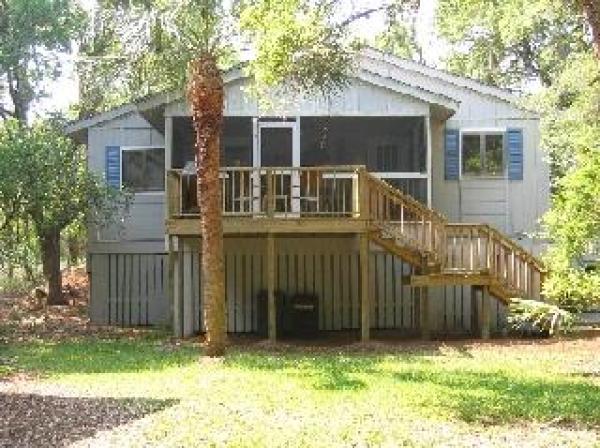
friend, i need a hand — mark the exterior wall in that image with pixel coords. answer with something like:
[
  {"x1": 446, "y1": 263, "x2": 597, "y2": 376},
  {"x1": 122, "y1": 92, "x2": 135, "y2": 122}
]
[
  {"x1": 168, "y1": 236, "x2": 506, "y2": 337},
  {"x1": 431, "y1": 100, "x2": 549, "y2": 255},
  {"x1": 165, "y1": 79, "x2": 430, "y2": 117},
  {"x1": 87, "y1": 112, "x2": 166, "y2": 254}
]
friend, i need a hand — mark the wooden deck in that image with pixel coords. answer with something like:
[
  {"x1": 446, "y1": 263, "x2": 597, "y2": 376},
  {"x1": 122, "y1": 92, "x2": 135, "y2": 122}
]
[{"x1": 166, "y1": 166, "x2": 546, "y2": 341}]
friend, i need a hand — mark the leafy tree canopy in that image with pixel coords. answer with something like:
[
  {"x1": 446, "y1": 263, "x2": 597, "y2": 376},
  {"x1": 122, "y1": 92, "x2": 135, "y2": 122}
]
[
  {"x1": 76, "y1": 0, "x2": 400, "y2": 116},
  {"x1": 373, "y1": 1, "x2": 421, "y2": 61},
  {"x1": 0, "y1": 0, "x2": 85, "y2": 121},
  {"x1": 528, "y1": 51, "x2": 600, "y2": 309},
  {"x1": 437, "y1": 0, "x2": 588, "y2": 87},
  {"x1": 0, "y1": 119, "x2": 128, "y2": 303}
]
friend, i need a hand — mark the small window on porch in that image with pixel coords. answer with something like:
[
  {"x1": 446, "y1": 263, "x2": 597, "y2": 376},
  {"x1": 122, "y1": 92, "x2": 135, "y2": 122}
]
[
  {"x1": 122, "y1": 147, "x2": 165, "y2": 192},
  {"x1": 461, "y1": 132, "x2": 504, "y2": 177}
]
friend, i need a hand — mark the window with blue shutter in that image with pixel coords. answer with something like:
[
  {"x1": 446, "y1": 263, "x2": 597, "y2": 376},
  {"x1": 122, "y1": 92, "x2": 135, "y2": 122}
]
[
  {"x1": 444, "y1": 129, "x2": 460, "y2": 180},
  {"x1": 105, "y1": 146, "x2": 121, "y2": 188},
  {"x1": 506, "y1": 128, "x2": 524, "y2": 180}
]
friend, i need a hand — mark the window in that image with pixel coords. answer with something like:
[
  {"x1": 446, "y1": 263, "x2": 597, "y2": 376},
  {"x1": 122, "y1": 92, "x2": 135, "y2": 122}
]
[
  {"x1": 461, "y1": 132, "x2": 504, "y2": 177},
  {"x1": 122, "y1": 147, "x2": 165, "y2": 192}
]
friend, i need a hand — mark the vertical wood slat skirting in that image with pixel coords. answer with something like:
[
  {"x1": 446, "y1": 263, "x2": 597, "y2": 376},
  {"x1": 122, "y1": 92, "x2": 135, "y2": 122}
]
[
  {"x1": 267, "y1": 234, "x2": 276, "y2": 341},
  {"x1": 360, "y1": 233, "x2": 370, "y2": 341},
  {"x1": 90, "y1": 239, "x2": 508, "y2": 338},
  {"x1": 89, "y1": 253, "x2": 168, "y2": 328}
]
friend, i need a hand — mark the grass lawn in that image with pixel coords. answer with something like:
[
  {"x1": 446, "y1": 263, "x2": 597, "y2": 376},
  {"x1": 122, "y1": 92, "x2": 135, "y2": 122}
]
[{"x1": 1, "y1": 333, "x2": 599, "y2": 447}]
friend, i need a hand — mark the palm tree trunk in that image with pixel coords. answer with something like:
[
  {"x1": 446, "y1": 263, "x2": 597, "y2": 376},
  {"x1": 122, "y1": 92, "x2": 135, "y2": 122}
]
[{"x1": 187, "y1": 53, "x2": 227, "y2": 356}]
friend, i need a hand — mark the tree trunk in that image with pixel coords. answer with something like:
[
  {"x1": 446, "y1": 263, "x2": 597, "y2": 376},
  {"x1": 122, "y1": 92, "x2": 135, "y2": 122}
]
[
  {"x1": 583, "y1": 0, "x2": 600, "y2": 59},
  {"x1": 67, "y1": 235, "x2": 81, "y2": 267},
  {"x1": 41, "y1": 230, "x2": 64, "y2": 305},
  {"x1": 187, "y1": 53, "x2": 227, "y2": 356}
]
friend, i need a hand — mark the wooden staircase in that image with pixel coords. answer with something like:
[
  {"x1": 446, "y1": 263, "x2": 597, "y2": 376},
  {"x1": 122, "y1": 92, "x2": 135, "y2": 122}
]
[{"x1": 360, "y1": 170, "x2": 546, "y2": 304}]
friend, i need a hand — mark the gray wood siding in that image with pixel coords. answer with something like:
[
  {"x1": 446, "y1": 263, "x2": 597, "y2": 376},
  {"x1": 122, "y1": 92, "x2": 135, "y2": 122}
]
[
  {"x1": 431, "y1": 114, "x2": 548, "y2": 251},
  {"x1": 165, "y1": 79, "x2": 430, "y2": 117},
  {"x1": 87, "y1": 112, "x2": 166, "y2": 253}
]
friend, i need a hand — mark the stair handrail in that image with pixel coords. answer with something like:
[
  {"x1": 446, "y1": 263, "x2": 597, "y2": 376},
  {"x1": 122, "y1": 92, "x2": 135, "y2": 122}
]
[
  {"x1": 358, "y1": 167, "x2": 448, "y2": 262},
  {"x1": 445, "y1": 222, "x2": 546, "y2": 299}
]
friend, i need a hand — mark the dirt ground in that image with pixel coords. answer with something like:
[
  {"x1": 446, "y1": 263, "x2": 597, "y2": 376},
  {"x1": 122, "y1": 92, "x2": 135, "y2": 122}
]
[{"x1": 0, "y1": 268, "x2": 148, "y2": 344}]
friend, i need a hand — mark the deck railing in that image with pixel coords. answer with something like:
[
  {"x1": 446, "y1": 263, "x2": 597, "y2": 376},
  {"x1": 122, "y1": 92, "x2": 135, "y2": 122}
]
[
  {"x1": 167, "y1": 166, "x2": 362, "y2": 218},
  {"x1": 167, "y1": 165, "x2": 545, "y2": 299}
]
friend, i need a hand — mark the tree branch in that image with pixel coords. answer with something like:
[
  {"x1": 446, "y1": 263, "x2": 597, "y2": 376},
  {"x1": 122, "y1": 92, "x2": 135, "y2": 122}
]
[
  {"x1": 0, "y1": 103, "x2": 15, "y2": 119},
  {"x1": 338, "y1": 4, "x2": 392, "y2": 28}
]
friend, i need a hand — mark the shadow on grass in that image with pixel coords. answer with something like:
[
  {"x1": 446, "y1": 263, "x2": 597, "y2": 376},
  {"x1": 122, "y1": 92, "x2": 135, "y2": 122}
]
[
  {"x1": 226, "y1": 351, "x2": 600, "y2": 427},
  {"x1": 3, "y1": 339, "x2": 198, "y2": 375},
  {"x1": 225, "y1": 352, "x2": 423, "y2": 392},
  {"x1": 391, "y1": 369, "x2": 600, "y2": 427},
  {"x1": 0, "y1": 393, "x2": 177, "y2": 448}
]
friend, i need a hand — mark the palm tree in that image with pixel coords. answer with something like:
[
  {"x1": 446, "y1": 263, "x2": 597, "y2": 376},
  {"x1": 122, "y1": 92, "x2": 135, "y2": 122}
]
[{"x1": 187, "y1": 52, "x2": 227, "y2": 355}]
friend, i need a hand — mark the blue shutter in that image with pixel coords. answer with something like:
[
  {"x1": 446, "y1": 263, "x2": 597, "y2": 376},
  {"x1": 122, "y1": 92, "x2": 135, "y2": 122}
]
[
  {"x1": 444, "y1": 129, "x2": 460, "y2": 180},
  {"x1": 506, "y1": 128, "x2": 523, "y2": 180},
  {"x1": 105, "y1": 146, "x2": 121, "y2": 188}
]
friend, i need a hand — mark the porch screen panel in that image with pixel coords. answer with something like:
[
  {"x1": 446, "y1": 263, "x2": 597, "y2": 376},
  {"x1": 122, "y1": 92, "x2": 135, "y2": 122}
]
[
  {"x1": 301, "y1": 117, "x2": 428, "y2": 203},
  {"x1": 300, "y1": 117, "x2": 426, "y2": 172},
  {"x1": 172, "y1": 116, "x2": 253, "y2": 169}
]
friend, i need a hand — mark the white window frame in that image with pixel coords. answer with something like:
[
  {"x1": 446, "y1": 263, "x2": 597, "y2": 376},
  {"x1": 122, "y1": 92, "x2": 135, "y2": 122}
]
[
  {"x1": 459, "y1": 127, "x2": 506, "y2": 179},
  {"x1": 120, "y1": 145, "x2": 166, "y2": 194}
]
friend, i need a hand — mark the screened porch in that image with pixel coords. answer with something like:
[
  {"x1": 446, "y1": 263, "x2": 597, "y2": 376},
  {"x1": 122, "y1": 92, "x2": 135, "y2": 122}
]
[{"x1": 169, "y1": 115, "x2": 431, "y2": 216}]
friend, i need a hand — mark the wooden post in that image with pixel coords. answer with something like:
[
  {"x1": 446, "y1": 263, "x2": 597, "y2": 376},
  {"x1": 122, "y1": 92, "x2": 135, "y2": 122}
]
[
  {"x1": 352, "y1": 170, "x2": 360, "y2": 218},
  {"x1": 167, "y1": 235, "x2": 176, "y2": 335},
  {"x1": 481, "y1": 285, "x2": 491, "y2": 339},
  {"x1": 471, "y1": 286, "x2": 480, "y2": 336},
  {"x1": 171, "y1": 236, "x2": 183, "y2": 338},
  {"x1": 267, "y1": 233, "x2": 276, "y2": 341},
  {"x1": 360, "y1": 233, "x2": 370, "y2": 342},
  {"x1": 425, "y1": 115, "x2": 432, "y2": 208},
  {"x1": 359, "y1": 168, "x2": 370, "y2": 221},
  {"x1": 420, "y1": 286, "x2": 431, "y2": 340},
  {"x1": 166, "y1": 171, "x2": 180, "y2": 218},
  {"x1": 266, "y1": 169, "x2": 274, "y2": 218}
]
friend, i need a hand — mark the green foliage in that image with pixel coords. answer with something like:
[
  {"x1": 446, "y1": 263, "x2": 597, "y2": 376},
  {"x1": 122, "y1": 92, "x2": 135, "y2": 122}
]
[
  {"x1": 76, "y1": 0, "x2": 235, "y2": 117},
  {"x1": 374, "y1": 2, "x2": 421, "y2": 61},
  {"x1": 0, "y1": 120, "x2": 129, "y2": 279},
  {"x1": 0, "y1": 120, "x2": 128, "y2": 237},
  {"x1": 0, "y1": 270, "x2": 42, "y2": 295},
  {"x1": 527, "y1": 53, "x2": 600, "y2": 175},
  {"x1": 525, "y1": 53, "x2": 600, "y2": 309},
  {"x1": 239, "y1": 0, "x2": 354, "y2": 98},
  {"x1": 507, "y1": 298, "x2": 573, "y2": 335},
  {"x1": 544, "y1": 151, "x2": 600, "y2": 264},
  {"x1": 0, "y1": 0, "x2": 86, "y2": 120},
  {"x1": 78, "y1": 0, "x2": 369, "y2": 116},
  {"x1": 543, "y1": 268, "x2": 600, "y2": 311},
  {"x1": 437, "y1": 0, "x2": 588, "y2": 87}
]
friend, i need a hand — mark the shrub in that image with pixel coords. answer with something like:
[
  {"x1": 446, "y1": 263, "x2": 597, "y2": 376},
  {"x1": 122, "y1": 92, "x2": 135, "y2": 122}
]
[{"x1": 507, "y1": 298, "x2": 573, "y2": 337}]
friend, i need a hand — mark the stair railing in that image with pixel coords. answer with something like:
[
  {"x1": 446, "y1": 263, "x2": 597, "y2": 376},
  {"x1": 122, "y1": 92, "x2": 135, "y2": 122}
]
[
  {"x1": 359, "y1": 168, "x2": 447, "y2": 263},
  {"x1": 360, "y1": 170, "x2": 546, "y2": 299},
  {"x1": 446, "y1": 223, "x2": 546, "y2": 299}
]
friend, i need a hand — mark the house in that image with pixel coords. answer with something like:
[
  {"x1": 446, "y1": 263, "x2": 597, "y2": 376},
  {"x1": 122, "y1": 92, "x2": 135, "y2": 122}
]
[{"x1": 67, "y1": 48, "x2": 549, "y2": 340}]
